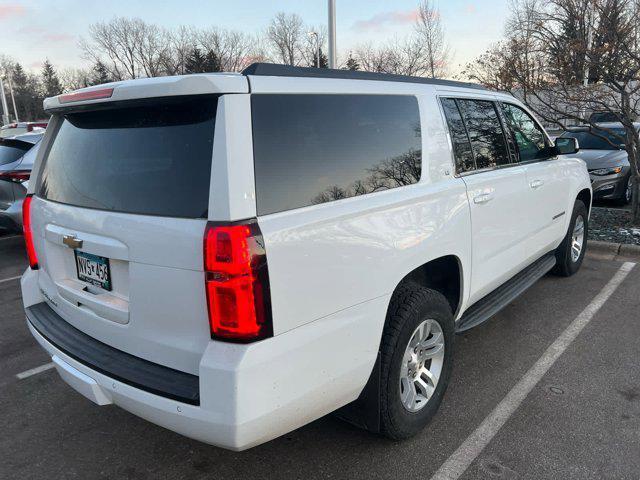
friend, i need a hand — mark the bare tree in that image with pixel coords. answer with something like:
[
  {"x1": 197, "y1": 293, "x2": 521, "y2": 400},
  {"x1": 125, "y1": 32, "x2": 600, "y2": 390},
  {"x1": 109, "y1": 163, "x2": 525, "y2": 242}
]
[
  {"x1": 415, "y1": 0, "x2": 450, "y2": 77},
  {"x1": 466, "y1": 0, "x2": 640, "y2": 223},
  {"x1": 59, "y1": 68, "x2": 91, "y2": 92},
  {"x1": 163, "y1": 25, "x2": 196, "y2": 76},
  {"x1": 353, "y1": 2, "x2": 451, "y2": 77},
  {"x1": 267, "y1": 12, "x2": 305, "y2": 65},
  {"x1": 81, "y1": 17, "x2": 140, "y2": 79}
]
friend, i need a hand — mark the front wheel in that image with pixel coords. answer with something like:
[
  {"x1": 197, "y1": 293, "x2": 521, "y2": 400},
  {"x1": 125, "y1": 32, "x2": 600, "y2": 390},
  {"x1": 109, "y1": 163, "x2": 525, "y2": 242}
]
[
  {"x1": 379, "y1": 284, "x2": 454, "y2": 440},
  {"x1": 553, "y1": 199, "x2": 588, "y2": 277}
]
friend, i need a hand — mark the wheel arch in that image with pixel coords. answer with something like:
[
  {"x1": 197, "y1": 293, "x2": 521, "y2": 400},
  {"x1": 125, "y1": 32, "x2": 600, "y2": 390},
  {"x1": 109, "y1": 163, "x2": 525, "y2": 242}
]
[
  {"x1": 577, "y1": 188, "x2": 592, "y2": 215},
  {"x1": 391, "y1": 254, "x2": 463, "y2": 319}
]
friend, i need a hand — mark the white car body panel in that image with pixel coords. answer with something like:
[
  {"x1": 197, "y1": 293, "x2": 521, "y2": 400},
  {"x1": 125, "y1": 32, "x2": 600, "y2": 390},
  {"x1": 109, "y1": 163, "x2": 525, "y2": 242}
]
[{"x1": 21, "y1": 72, "x2": 592, "y2": 450}]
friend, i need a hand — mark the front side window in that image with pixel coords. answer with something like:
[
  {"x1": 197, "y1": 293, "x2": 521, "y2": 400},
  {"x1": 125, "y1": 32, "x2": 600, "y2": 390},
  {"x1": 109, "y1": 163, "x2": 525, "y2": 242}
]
[
  {"x1": 251, "y1": 94, "x2": 422, "y2": 215},
  {"x1": 501, "y1": 103, "x2": 549, "y2": 161},
  {"x1": 440, "y1": 98, "x2": 475, "y2": 173},
  {"x1": 456, "y1": 99, "x2": 510, "y2": 170}
]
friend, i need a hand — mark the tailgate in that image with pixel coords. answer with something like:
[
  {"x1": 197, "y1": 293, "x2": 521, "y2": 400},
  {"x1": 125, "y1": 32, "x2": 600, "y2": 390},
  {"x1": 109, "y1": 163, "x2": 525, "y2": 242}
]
[{"x1": 29, "y1": 95, "x2": 220, "y2": 375}]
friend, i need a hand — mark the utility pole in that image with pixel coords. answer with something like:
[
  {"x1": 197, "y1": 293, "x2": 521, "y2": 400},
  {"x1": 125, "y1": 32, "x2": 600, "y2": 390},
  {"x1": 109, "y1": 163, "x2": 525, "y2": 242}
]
[
  {"x1": 0, "y1": 76, "x2": 10, "y2": 126},
  {"x1": 328, "y1": 0, "x2": 336, "y2": 69},
  {"x1": 7, "y1": 72, "x2": 18, "y2": 123}
]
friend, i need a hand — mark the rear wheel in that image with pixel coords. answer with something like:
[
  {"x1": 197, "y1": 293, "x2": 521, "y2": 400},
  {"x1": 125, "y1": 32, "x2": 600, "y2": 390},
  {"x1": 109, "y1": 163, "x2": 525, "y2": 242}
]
[
  {"x1": 553, "y1": 200, "x2": 588, "y2": 277},
  {"x1": 379, "y1": 284, "x2": 454, "y2": 440}
]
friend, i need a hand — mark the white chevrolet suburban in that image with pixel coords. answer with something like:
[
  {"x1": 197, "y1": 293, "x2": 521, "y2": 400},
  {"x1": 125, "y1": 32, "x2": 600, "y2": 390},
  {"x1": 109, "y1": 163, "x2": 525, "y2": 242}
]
[{"x1": 21, "y1": 63, "x2": 591, "y2": 450}]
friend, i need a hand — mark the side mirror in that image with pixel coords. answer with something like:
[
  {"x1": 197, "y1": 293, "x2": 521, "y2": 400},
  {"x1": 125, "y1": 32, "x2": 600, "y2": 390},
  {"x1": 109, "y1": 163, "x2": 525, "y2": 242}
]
[{"x1": 554, "y1": 137, "x2": 579, "y2": 155}]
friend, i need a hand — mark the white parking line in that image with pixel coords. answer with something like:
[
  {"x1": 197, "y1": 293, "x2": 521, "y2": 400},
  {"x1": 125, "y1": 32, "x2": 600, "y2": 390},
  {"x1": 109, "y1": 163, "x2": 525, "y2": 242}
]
[
  {"x1": 16, "y1": 362, "x2": 55, "y2": 380},
  {"x1": 430, "y1": 261, "x2": 636, "y2": 480},
  {"x1": 0, "y1": 275, "x2": 22, "y2": 285},
  {"x1": 0, "y1": 235, "x2": 21, "y2": 241}
]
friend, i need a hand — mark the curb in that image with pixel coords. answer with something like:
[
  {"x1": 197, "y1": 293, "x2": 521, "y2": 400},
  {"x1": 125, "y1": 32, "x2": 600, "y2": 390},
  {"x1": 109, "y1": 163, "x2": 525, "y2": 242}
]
[{"x1": 588, "y1": 240, "x2": 640, "y2": 259}]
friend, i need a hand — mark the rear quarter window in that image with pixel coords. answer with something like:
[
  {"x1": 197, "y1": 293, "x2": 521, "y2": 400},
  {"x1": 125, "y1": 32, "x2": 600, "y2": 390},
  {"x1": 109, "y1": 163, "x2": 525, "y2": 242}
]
[
  {"x1": 0, "y1": 142, "x2": 31, "y2": 166},
  {"x1": 251, "y1": 94, "x2": 422, "y2": 215},
  {"x1": 38, "y1": 95, "x2": 218, "y2": 218}
]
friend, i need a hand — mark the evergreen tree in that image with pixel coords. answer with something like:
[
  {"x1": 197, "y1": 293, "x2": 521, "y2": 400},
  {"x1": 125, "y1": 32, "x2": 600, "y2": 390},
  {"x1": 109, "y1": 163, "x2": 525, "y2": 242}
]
[
  {"x1": 312, "y1": 49, "x2": 329, "y2": 68},
  {"x1": 41, "y1": 59, "x2": 63, "y2": 98},
  {"x1": 203, "y1": 50, "x2": 222, "y2": 72},
  {"x1": 345, "y1": 54, "x2": 360, "y2": 71},
  {"x1": 11, "y1": 63, "x2": 45, "y2": 121},
  {"x1": 184, "y1": 47, "x2": 207, "y2": 74},
  {"x1": 91, "y1": 61, "x2": 112, "y2": 85}
]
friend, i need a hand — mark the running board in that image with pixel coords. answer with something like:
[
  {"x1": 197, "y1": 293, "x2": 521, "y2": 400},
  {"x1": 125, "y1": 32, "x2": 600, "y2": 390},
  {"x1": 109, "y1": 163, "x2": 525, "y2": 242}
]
[{"x1": 456, "y1": 253, "x2": 556, "y2": 333}]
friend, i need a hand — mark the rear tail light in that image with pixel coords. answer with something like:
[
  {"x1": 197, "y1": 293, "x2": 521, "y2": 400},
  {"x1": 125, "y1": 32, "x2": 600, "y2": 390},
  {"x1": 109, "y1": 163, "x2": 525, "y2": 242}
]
[
  {"x1": 22, "y1": 195, "x2": 38, "y2": 270},
  {"x1": 204, "y1": 221, "x2": 272, "y2": 342},
  {"x1": 0, "y1": 170, "x2": 30, "y2": 182}
]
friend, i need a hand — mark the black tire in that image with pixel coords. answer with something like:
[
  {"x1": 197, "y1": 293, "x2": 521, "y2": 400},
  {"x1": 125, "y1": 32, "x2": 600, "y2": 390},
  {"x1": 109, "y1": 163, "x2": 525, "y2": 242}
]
[
  {"x1": 553, "y1": 200, "x2": 588, "y2": 277},
  {"x1": 379, "y1": 283, "x2": 454, "y2": 440}
]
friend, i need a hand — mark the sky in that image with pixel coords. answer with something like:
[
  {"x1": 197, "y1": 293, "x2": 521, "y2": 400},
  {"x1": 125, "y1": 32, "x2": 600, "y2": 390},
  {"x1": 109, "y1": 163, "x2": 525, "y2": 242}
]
[{"x1": 0, "y1": 0, "x2": 509, "y2": 76}]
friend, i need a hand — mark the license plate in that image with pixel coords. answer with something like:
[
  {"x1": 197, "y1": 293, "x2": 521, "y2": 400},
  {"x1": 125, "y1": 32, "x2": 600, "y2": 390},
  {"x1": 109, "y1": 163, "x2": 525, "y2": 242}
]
[{"x1": 75, "y1": 251, "x2": 112, "y2": 291}]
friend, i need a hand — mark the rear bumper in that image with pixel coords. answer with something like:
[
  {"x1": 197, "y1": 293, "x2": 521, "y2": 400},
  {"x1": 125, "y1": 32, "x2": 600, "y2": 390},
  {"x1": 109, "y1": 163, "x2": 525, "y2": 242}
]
[{"x1": 22, "y1": 268, "x2": 387, "y2": 450}]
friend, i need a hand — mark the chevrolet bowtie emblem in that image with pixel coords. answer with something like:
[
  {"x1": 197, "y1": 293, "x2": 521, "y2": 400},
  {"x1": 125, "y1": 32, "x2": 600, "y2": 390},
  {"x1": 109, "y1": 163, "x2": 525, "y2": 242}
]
[{"x1": 62, "y1": 235, "x2": 83, "y2": 249}]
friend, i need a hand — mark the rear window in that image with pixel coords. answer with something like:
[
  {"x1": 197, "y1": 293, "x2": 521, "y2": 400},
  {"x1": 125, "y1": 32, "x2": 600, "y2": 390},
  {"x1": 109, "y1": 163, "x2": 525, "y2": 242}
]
[
  {"x1": 251, "y1": 94, "x2": 422, "y2": 215},
  {"x1": 38, "y1": 95, "x2": 218, "y2": 218},
  {"x1": 0, "y1": 141, "x2": 31, "y2": 166}
]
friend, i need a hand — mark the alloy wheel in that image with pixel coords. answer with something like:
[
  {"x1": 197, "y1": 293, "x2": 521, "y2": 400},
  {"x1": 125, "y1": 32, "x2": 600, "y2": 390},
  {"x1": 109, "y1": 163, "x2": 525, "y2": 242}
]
[
  {"x1": 571, "y1": 215, "x2": 585, "y2": 263},
  {"x1": 399, "y1": 319, "x2": 445, "y2": 412}
]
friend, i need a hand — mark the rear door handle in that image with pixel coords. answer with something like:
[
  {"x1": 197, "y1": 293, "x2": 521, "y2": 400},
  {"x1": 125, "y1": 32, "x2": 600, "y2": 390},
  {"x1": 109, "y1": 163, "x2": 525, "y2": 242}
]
[
  {"x1": 473, "y1": 193, "x2": 494, "y2": 204},
  {"x1": 530, "y1": 179, "x2": 544, "y2": 189}
]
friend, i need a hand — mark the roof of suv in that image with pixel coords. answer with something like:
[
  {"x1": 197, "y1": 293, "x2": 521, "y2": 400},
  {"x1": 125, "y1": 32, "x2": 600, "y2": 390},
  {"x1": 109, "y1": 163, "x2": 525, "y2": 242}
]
[{"x1": 44, "y1": 63, "x2": 488, "y2": 112}]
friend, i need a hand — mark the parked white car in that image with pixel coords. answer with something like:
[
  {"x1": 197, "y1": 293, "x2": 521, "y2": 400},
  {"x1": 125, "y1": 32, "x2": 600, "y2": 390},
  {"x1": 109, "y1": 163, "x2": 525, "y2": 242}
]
[{"x1": 21, "y1": 64, "x2": 591, "y2": 450}]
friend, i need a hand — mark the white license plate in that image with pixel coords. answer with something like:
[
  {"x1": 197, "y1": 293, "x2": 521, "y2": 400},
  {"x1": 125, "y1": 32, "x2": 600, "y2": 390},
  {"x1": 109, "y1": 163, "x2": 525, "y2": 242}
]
[{"x1": 75, "y1": 251, "x2": 112, "y2": 291}]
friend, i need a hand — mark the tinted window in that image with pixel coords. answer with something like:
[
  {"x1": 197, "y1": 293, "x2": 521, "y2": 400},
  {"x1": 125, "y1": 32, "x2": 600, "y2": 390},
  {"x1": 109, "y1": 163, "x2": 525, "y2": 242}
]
[
  {"x1": 501, "y1": 103, "x2": 548, "y2": 161},
  {"x1": 441, "y1": 98, "x2": 475, "y2": 172},
  {"x1": 456, "y1": 99, "x2": 510, "y2": 169},
  {"x1": 560, "y1": 128, "x2": 627, "y2": 150},
  {"x1": 0, "y1": 142, "x2": 31, "y2": 166},
  {"x1": 252, "y1": 94, "x2": 421, "y2": 215},
  {"x1": 38, "y1": 96, "x2": 217, "y2": 218}
]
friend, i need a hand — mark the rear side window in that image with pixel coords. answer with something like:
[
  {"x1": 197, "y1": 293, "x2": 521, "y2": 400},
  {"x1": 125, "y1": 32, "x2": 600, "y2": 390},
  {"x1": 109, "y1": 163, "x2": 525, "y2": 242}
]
[
  {"x1": 251, "y1": 94, "x2": 421, "y2": 215},
  {"x1": 455, "y1": 99, "x2": 510, "y2": 170},
  {"x1": 440, "y1": 98, "x2": 475, "y2": 173},
  {"x1": 38, "y1": 95, "x2": 218, "y2": 218}
]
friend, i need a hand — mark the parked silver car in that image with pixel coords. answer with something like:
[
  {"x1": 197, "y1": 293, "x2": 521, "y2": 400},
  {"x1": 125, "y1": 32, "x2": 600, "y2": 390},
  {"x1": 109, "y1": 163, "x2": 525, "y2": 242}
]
[
  {"x1": 559, "y1": 122, "x2": 638, "y2": 204},
  {"x1": 0, "y1": 133, "x2": 42, "y2": 232}
]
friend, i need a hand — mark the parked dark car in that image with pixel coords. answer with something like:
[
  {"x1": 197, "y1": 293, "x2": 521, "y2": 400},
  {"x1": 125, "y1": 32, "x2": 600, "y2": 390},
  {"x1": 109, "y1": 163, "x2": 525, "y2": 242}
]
[
  {"x1": 560, "y1": 122, "x2": 637, "y2": 204},
  {"x1": 0, "y1": 133, "x2": 42, "y2": 232}
]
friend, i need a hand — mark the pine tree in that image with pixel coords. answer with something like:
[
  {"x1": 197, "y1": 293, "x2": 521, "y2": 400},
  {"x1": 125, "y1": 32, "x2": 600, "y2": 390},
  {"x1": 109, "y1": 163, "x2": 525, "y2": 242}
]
[
  {"x1": 184, "y1": 47, "x2": 207, "y2": 74},
  {"x1": 41, "y1": 59, "x2": 63, "y2": 98},
  {"x1": 91, "y1": 61, "x2": 112, "y2": 85},
  {"x1": 203, "y1": 50, "x2": 222, "y2": 72},
  {"x1": 11, "y1": 63, "x2": 45, "y2": 121},
  {"x1": 345, "y1": 54, "x2": 360, "y2": 71}
]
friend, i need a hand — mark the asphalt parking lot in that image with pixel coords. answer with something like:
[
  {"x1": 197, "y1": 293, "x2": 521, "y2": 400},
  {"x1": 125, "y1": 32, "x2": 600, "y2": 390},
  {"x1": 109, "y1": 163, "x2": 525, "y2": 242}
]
[{"x1": 1, "y1": 232, "x2": 639, "y2": 480}]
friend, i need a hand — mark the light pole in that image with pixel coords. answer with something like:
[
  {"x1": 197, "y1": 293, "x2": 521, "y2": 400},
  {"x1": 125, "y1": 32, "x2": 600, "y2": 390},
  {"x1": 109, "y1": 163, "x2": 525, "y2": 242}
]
[
  {"x1": 308, "y1": 31, "x2": 320, "y2": 68},
  {"x1": 0, "y1": 76, "x2": 9, "y2": 126},
  {"x1": 7, "y1": 72, "x2": 18, "y2": 123},
  {"x1": 328, "y1": 0, "x2": 336, "y2": 69}
]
